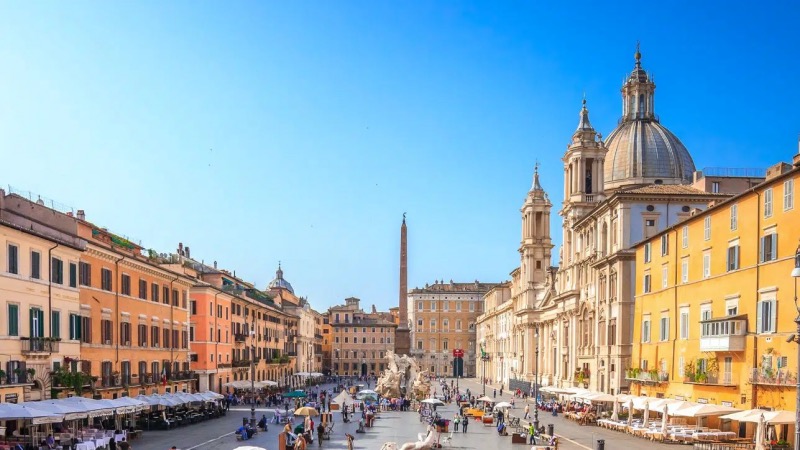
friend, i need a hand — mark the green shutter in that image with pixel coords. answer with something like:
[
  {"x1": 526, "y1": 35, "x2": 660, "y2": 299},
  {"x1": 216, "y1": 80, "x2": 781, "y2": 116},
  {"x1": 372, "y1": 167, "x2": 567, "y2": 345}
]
[
  {"x1": 38, "y1": 309, "x2": 45, "y2": 337},
  {"x1": 8, "y1": 304, "x2": 18, "y2": 336},
  {"x1": 76, "y1": 315, "x2": 82, "y2": 340},
  {"x1": 69, "y1": 315, "x2": 75, "y2": 340},
  {"x1": 52, "y1": 311, "x2": 60, "y2": 338}
]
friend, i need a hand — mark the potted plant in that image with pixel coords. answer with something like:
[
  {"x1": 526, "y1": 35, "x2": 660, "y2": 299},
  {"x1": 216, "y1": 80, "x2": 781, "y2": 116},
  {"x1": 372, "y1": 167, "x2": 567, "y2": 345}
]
[
  {"x1": 0, "y1": 369, "x2": 5, "y2": 384},
  {"x1": 26, "y1": 368, "x2": 36, "y2": 378}
]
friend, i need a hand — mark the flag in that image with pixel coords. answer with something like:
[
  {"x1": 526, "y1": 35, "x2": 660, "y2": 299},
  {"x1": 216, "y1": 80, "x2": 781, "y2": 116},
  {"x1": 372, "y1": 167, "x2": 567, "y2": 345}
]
[{"x1": 161, "y1": 366, "x2": 167, "y2": 386}]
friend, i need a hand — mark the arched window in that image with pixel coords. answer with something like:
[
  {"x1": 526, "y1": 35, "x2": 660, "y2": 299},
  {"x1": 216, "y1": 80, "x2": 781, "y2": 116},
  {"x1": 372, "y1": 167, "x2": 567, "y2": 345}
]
[{"x1": 638, "y1": 94, "x2": 645, "y2": 117}]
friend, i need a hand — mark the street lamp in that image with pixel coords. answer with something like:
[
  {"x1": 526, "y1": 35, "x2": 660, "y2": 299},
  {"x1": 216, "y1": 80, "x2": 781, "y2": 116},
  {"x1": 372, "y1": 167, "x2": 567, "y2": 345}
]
[
  {"x1": 250, "y1": 328, "x2": 256, "y2": 429},
  {"x1": 533, "y1": 324, "x2": 540, "y2": 432},
  {"x1": 791, "y1": 243, "x2": 800, "y2": 450}
]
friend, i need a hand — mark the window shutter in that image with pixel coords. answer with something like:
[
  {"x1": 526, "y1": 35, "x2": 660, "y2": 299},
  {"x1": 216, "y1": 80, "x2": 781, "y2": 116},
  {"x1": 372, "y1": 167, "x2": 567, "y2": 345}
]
[
  {"x1": 756, "y1": 301, "x2": 763, "y2": 333},
  {"x1": 38, "y1": 309, "x2": 44, "y2": 337},
  {"x1": 771, "y1": 234, "x2": 778, "y2": 260},
  {"x1": 29, "y1": 308, "x2": 35, "y2": 338},
  {"x1": 759, "y1": 237, "x2": 765, "y2": 262},
  {"x1": 770, "y1": 300, "x2": 777, "y2": 333},
  {"x1": 69, "y1": 316, "x2": 75, "y2": 339}
]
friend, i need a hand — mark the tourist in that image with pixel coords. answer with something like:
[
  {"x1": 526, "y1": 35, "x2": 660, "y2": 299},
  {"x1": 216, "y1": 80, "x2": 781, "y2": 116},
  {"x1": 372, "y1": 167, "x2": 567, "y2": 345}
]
[
  {"x1": 462, "y1": 416, "x2": 468, "y2": 433},
  {"x1": 317, "y1": 423, "x2": 325, "y2": 447},
  {"x1": 524, "y1": 404, "x2": 530, "y2": 420},
  {"x1": 528, "y1": 423, "x2": 536, "y2": 445},
  {"x1": 117, "y1": 438, "x2": 131, "y2": 450}
]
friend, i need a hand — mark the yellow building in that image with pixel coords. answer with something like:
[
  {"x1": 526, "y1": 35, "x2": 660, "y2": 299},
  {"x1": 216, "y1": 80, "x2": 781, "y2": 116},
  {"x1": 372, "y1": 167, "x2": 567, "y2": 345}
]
[{"x1": 632, "y1": 156, "x2": 800, "y2": 412}]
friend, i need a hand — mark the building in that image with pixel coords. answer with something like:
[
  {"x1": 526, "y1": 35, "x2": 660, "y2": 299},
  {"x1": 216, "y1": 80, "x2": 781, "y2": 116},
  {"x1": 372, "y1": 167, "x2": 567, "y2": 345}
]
[
  {"x1": 479, "y1": 48, "x2": 760, "y2": 394},
  {"x1": 74, "y1": 218, "x2": 196, "y2": 399},
  {"x1": 0, "y1": 190, "x2": 86, "y2": 402},
  {"x1": 329, "y1": 297, "x2": 397, "y2": 377},
  {"x1": 312, "y1": 308, "x2": 324, "y2": 374},
  {"x1": 475, "y1": 282, "x2": 512, "y2": 384},
  {"x1": 321, "y1": 316, "x2": 332, "y2": 375},
  {"x1": 408, "y1": 280, "x2": 496, "y2": 377},
  {"x1": 631, "y1": 152, "x2": 800, "y2": 410}
]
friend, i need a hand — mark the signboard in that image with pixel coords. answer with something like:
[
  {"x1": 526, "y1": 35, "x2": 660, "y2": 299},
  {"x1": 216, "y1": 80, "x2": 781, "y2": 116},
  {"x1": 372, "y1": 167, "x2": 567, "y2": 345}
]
[
  {"x1": 4, "y1": 393, "x2": 18, "y2": 403},
  {"x1": 697, "y1": 398, "x2": 709, "y2": 404},
  {"x1": 452, "y1": 349, "x2": 464, "y2": 358},
  {"x1": 674, "y1": 395, "x2": 686, "y2": 401},
  {"x1": 721, "y1": 401, "x2": 733, "y2": 407}
]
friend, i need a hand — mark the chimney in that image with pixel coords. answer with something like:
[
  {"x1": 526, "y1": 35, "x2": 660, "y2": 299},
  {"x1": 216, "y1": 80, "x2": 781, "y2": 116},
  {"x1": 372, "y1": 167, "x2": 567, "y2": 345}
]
[
  {"x1": 185, "y1": 247, "x2": 190, "y2": 258},
  {"x1": 66, "y1": 212, "x2": 73, "y2": 217},
  {"x1": 178, "y1": 242, "x2": 184, "y2": 256},
  {"x1": 77, "y1": 210, "x2": 85, "y2": 221},
  {"x1": 213, "y1": 261, "x2": 217, "y2": 269}
]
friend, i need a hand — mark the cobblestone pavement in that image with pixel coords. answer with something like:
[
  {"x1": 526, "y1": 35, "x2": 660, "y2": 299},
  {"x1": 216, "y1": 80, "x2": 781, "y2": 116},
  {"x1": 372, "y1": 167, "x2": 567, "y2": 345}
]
[{"x1": 134, "y1": 379, "x2": 679, "y2": 450}]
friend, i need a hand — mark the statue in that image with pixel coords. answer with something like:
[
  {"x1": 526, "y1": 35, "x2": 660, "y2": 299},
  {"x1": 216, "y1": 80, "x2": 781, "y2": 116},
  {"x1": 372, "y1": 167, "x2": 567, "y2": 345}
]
[
  {"x1": 375, "y1": 351, "x2": 423, "y2": 400},
  {"x1": 382, "y1": 425, "x2": 438, "y2": 450},
  {"x1": 411, "y1": 370, "x2": 431, "y2": 401}
]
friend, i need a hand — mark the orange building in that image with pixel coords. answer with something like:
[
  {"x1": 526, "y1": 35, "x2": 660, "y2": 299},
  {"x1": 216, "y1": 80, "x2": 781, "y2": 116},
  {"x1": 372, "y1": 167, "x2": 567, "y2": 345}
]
[{"x1": 75, "y1": 217, "x2": 195, "y2": 399}]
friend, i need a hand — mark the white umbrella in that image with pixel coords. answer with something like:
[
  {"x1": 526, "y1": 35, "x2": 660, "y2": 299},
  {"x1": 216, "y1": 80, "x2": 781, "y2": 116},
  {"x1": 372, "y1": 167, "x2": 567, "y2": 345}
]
[
  {"x1": 310, "y1": 372, "x2": 323, "y2": 377},
  {"x1": 674, "y1": 403, "x2": 739, "y2": 417},
  {"x1": 332, "y1": 391, "x2": 356, "y2": 406},
  {"x1": 60, "y1": 397, "x2": 114, "y2": 417},
  {"x1": 295, "y1": 372, "x2": 311, "y2": 377},
  {"x1": 254, "y1": 380, "x2": 278, "y2": 388},
  {"x1": 627, "y1": 399, "x2": 633, "y2": 427},
  {"x1": 476, "y1": 396, "x2": 494, "y2": 403},
  {"x1": 661, "y1": 408, "x2": 668, "y2": 435},
  {"x1": 421, "y1": 398, "x2": 445, "y2": 406},
  {"x1": 754, "y1": 414, "x2": 766, "y2": 450},
  {"x1": 21, "y1": 400, "x2": 89, "y2": 421},
  {"x1": 582, "y1": 392, "x2": 617, "y2": 403},
  {"x1": 0, "y1": 403, "x2": 63, "y2": 424},
  {"x1": 611, "y1": 399, "x2": 619, "y2": 421},
  {"x1": 643, "y1": 400, "x2": 650, "y2": 426},
  {"x1": 493, "y1": 401, "x2": 512, "y2": 409}
]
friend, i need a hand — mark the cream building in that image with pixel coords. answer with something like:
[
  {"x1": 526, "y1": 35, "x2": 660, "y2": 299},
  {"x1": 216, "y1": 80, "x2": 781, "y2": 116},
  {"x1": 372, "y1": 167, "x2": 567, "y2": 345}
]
[
  {"x1": 0, "y1": 192, "x2": 86, "y2": 402},
  {"x1": 479, "y1": 49, "x2": 753, "y2": 394},
  {"x1": 407, "y1": 280, "x2": 496, "y2": 377}
]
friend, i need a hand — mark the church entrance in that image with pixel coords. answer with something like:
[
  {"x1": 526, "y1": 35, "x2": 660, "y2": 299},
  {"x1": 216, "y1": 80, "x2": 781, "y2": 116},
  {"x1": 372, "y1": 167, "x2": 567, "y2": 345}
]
[{"x1": 361, "y1": 363, "x2": 367, "y2": 377}]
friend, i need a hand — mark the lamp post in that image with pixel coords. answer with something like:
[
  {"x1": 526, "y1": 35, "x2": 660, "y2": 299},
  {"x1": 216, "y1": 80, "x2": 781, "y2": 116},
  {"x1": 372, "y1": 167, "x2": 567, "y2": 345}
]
[
  {"x1": 791, "y1": 243, "x2": 800, "y2": 450},
  {"x1": 533, "y1": 324, "x2": 540, "y2": 432}
]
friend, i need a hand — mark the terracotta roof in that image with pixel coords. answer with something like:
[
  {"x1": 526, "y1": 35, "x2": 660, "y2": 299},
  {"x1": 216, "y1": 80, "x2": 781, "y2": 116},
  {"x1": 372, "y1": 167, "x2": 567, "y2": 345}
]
[{"x1": 616, "y1": 184, "x2": 728, "y2": 196}]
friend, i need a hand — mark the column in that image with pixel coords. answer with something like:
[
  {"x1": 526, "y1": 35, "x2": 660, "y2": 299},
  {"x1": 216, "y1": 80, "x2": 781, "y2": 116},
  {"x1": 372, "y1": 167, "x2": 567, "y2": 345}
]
[
  {"x1": 598, "y1": 158, "x2": 604, "y2": 192},
  {"x1": 564, "y1": 167, "x2": 569, "y2": 199}
]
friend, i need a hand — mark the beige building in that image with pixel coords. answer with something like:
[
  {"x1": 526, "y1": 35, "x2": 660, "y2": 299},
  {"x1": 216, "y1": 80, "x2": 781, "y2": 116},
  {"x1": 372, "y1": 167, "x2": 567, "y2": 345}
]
[
  {"x1": 329, "y1": 297, "x2": 396, "y2": 377},
  {"x1": 0, "y1": 191, "x2": 86, "y2": 402},
  {"x1": 408, "y1": 280, "x2": 496, "y2": 377}
]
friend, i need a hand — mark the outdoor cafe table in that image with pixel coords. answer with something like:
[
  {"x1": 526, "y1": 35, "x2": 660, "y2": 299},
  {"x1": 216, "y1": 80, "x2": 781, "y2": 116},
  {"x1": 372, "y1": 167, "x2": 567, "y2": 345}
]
[{"x1": 75, "y1": 441, "x2": 97, "y2": 450}]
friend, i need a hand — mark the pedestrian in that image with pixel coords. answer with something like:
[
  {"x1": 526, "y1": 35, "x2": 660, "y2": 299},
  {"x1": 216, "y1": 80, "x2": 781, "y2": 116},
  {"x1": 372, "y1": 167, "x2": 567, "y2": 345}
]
[
  {"x1": 500, "y1": 386, "x2": 503, "y2": 396},
  {"x1": 462, "y1": 416, "x2": 468, "y2": 433},
  {"x1": 345, "y1": 433, "x2": 355, "y2": 450},
  {"x1": 317, "y1": 423, "x2": 325, "y2": 447},
  {"x1": 528, "y1": 422, "x2": 536, "y2": 445},
  {"x1": 493, "y1": 389, "x2": 496, "y2": 398},
  {"x1": 524, "y1": 404, "x2": 530, "y2": 420}
]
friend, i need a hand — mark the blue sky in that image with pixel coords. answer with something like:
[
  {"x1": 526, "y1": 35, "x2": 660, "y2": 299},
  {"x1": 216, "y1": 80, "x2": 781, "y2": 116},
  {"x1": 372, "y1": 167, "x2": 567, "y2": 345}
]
[{"x1": 1, "y1": 1, "x2": 798, "y2": 312}]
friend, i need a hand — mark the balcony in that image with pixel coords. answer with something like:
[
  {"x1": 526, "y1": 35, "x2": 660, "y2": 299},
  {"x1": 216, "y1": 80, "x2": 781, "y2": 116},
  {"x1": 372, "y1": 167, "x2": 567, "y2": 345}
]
[
  {"x1": 699, "y1": 316, "x2": 746, "y2": 352},
  {"x1": 232, "y1": 359, "x2": 251, "y2": 368},
  {"x1": 21, "y1": 337, "x2": 60, "y2": 354},
  {"x1": 234, "y1": 334, "x2": 247, "y2": 343},
  {"x1": 683, "y1": 374, "x2": 736, "y2": 386},
  {"x1": 749, "y1": 368, "x2": 797, "y2": 387},
  {"x1": 625, "y1": 370, "x2": 669, "y2": 384},
  {"x1": 100, "y1": 375, "x2": 119, "y2": 388}
]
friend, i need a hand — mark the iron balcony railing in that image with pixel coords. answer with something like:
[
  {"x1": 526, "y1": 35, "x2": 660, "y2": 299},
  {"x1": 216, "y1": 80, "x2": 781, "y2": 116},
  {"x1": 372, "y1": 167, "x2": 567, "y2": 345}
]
[
  {"x1": 748, "y1": 368, "x2": 797, "y2": 386},
  {"x1": 21, "y1": 337, "x2": 60, "y2": 354}
]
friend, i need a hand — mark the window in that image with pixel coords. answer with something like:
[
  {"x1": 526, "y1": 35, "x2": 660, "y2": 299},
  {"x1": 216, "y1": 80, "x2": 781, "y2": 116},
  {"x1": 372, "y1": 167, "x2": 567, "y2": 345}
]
[
  {"x1": 151, "y1": 284, "x2": 160, "y2": 302},
  {"x1": 784, "y1": 179, "x2": 794, "y2": 211},
  {"x1": 679, "y1": 308, "x2": 689, "y2": 340},
  {"x1": 712, "y1": 181, "x2": 720, "y2": 193},
  {"x1": 30, "y1": 307, "x2": 44, "y2": 338},
  {"x1": 51, "y1": 257, "x2": 63, "y2": 284},
  {"x1": 703, "y1": 253, "x2": 711, "y2": 279},
  {"x1": 730, "y1": 204, "x2": 738, "y2": 231},
  {"x1": 701, "y1": 306, "x2": 712, "y2": 322},
  {"x1": 678, "y1": 356, "x2": 684, "y2": 377},
  {"x1": 51, "y1": 311, "x2": 61, "y2": 338},
  {"x1": 660, "y1": 317, "x2": 669, "y2": 341},
  {"x1": 681, "y1": 226, "x2": 688, "y2": 248},
  {"x1": 7, "y1": 304, "x2": 19, "y2": 336},
  {"x1": 727, "y1": 245, "x2": 740, "y2": 271},
  {"x1": 151, "y1": 326, "x2": 160, "y2": 347},
  {"x1": 661, "y1": 266, "x2": 668, "y2": 289},
  {"x1": 101, "y1": 319, "x2": 113, "y2": 344},
  {"x1": 643, "y1": 274, "x2": 651, "y2": 293},
  {"x1": 163, "y1": 286, "x2": 169, "y2": 305},
  {"x1": 443, "y1": 340, "x2": 449, "y2": 350},
  {"x1": 642, "y1": 319, "x2": 651, "y2": 343},
  {"x1": 681, "y1": 258, "x2": 689, "y2": 284},
  {"x1": 757, "y1": 298, "x2": 776, "y2": 334},
  {"x1": 80, "y1": 316, "x2": 92, "y2": 343},
  {"x1": 417, "y1": 302, "x2": 422, "y2": 311},
  {"x1": 764, "y1": 188, "x2": 773, "y2": 218},
  {"x1": 68, "y1": 262, "x2": 77, "y2": 288},
  {"x1": 69, "y1": 314, "x2": 81, "y2": 340},
  {"x1": 120, "y1": 322, "x2": 131, "y2": 345},
  {"x1": 661, "y1": 235, "x2": 669, "y2": 256},
  {"x1": 430, "y1": 301, "x2": 436, "y2": 312},
  {"x1": 456, "y1": 302, "x2": 461, "y2": 312},
  {"x1": 30, "y1": 251, "x2": 41, "y2": 279},
  {"x1": 138, "y1": 324, "x2": 148, "y2": 347},
  {"x1": 100, "y1": 268, "x2": 112, "y2": 291},
  {"x1": 121, "y1": 274, "x2": 131, "y2": 296},
  {"x1": 645, "y1": 219, "x2": 656, "y2": 227},
  {"x1": 703, "y1": 216, "x2": 711, "y2": 241},
  {"x1": 172, "y1": 289, "x2": 179, "y2": 306},
  {"x1": 139, "y1": 280, "x2": 147, "y2": 299},
  {"x1": 760, "y1": 233, "x2": 778, "y2": 262},
  {"x1": 469, "y1": 303, "x2": 475, "y2": 312},
  {"x1": 644, "y1": 242, "x2": 651, "y2": 263},
  {"x1": 7, "y1": 244, "x2": 18, "y2": 274},
  {"x1": 79, "y1": 262, "x2": 91, "y2": 286}
]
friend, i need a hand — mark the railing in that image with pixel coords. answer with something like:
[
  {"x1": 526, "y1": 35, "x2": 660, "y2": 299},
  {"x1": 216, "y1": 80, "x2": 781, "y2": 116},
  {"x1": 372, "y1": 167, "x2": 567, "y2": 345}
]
[
  {"x1": 749, "y1": 368, "x2": 797, "y2": 386},
  {"x1": 693, "y1": 441, "x2": 753, "y2": 450},
  {"x1": 21, "y1": 337, "x2": 60, "y2": 354},
  {"x1": 699, "y1": 167, "x2": 767, "y2": 179},
  {"x1": 232, "y1": 359, "x2": 251, "y2": 368},
  {"x1": 683, "y1": 374, "x2": 735, "y2": 386},
  {"x1": 3, "y1": 372, "x2": 28, "y2": 385},
  {"x1": 625, "y1": 371, "x2": 669, "y2": 383},
  {"x1": 234, "y1": 334, "x2": 247, "y2": 343},
  {"x1": 101, "y1": 375, "x2": 118, "y2": 388},
  {"x1": 218, "y1": 363, "x2": 232, "y2": 369}
]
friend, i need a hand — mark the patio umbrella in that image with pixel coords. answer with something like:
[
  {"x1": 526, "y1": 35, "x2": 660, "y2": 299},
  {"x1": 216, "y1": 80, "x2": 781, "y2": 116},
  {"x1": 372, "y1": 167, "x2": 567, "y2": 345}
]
[
  {"x1": 754, "y1": 414, "x2": 766, "y2": 450},
  {"x1": 421, "y1": 398, "x2": 445, "y2": 406},
  {"x1": 0, "y1": 403, "x2": 63, "y2": 424},
  {"x1": 493, "y1": 402, "x2": 513, "y2": 409},
  {"x1": 582, "y1": 392, "x2": 617, "y2": 403},
  {"x1": 673, "y1": 403, "x2": 739, "y2": 417},
  {"x1": 21, "y1": 400, "x2": 89, "y2": 421},
  {"x1": 476, "y1": 396, "x2": 494, "y2": 403},
  {"x1": 332, "y1": 391, "x2": 355, "y2": 406},
  {"x1": 661, "y1": 408, "x2": 668, "y2": 436},
  {"x1": 60, "y1": 396, "x2": 114, "y2": 417},
  {"x1": 284, "y1": 391, "x2": 307, "y2": 398},
  {"x1": 643, "y1": 400, "x2": 650, "y2": 426},
  {"x1": 610, "y1": 398, "x2": 619, "y2": 421},
  {"x1": 294, "y1": 407, "x2": 319, "y2": 417},
  {"x1": 254, "y1": 381, "x2": 278, "y2": 388},
  {"x1": 295, "y1": 372, "x2": 311, "y2": 377},
  {"x1": 626, "y1": 399, "x2": 633, "y2": 427}
]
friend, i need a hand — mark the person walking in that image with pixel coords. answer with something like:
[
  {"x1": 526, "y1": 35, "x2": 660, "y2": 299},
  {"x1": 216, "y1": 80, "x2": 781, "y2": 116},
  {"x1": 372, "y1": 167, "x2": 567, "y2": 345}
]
[
  {"x1": 462, "y1": 416, "x2": 468, "y2": 433},
  {"x1": 528, "y1": 422, "x2": 536, "y2": 445},
  {"x1": 524, "y1": 404, "x2": 530, "y2": 420},
  {"x1": 317, "y1": 423, "x2": 325, "y2": 447},
  {"x1": 493, "y1": 389, "x2": 496, "y2": 399},
  {"x1": 345, "y1": 433, "x2": 355, "y2": 450}
]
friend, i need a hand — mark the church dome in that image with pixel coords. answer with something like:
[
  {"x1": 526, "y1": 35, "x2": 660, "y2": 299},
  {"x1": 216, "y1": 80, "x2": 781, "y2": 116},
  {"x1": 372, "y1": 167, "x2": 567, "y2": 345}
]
[
  {"x1": 268, "y1": 263, "x2": 294, "y2": 294},
  {"x1": 603, "y1": 47, "x2": 696, "y2": 190}
]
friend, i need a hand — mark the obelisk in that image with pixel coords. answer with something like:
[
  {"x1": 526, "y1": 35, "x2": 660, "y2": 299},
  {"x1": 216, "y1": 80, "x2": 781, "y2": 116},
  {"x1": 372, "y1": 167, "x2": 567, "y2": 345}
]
[{"x1": 395, "y1": 214, "x2": 411, "y2": 357}]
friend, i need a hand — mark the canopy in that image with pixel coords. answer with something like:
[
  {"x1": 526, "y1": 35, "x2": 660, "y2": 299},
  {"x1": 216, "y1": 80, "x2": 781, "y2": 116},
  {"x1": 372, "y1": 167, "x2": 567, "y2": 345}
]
[
  {"x1": 20, "y1": 400, "x2": 89, "y2": 421},
  {"x1": 60, "y1": 397, "x2": 114, "y2": 417},
  {"x1": 540, "y1": 386, "x2": 572, "y2": 394},
  {"x1": 254, "y1": 381, "x2": 278, "y2": 388},
  {"x1": 721, "y1": 409, "x2": 796, "y2": 424},
  {"x1": 0, "y1": 403, "x2": 63, "y2": 424},
  {"x1": 332, "y1": 391, "x2": 356, "y2": 406},
  {"x1": 224, "y1": 380, "x2": 260, "y2": 390},
  {"x1": 578, "y1": 392, "x2": 617, "y2": 403},
  {"x1": 283, "y1": 391, "x2": 307, "y2": 398},
  {"x1": 310, "y1": 372, "x2": 324, "y2": 377},
  {"x1": 476, "y1": 396, "x2": 494, "y2": 403},
  {"x1": 673, "y1": 403, "x2": 739, "y2": 417},
  {"x1": 494, "y1": 402, "x2": 513, "y2": 409},
  {"x1": 295, "y1": 372, "x2": 311, "y2": 377},
  {"x1": 198, "y1": 391, "x2": 224, "y2": 400}
]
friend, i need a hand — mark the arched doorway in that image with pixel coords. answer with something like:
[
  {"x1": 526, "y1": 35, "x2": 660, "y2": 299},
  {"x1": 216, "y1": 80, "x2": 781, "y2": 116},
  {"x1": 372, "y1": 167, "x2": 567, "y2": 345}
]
[{"x1": 360, "y1": 363, "x2": 367, "y2": 377}]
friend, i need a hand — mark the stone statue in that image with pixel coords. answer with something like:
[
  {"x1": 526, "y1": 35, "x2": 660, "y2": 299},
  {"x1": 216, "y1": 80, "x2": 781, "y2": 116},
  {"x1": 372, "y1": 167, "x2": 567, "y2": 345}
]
[
  {"x1": 411, "y1": 370, "x2": 431, "y2": 401},
  {"x1": 375, "y1": 351, "x2": 423, "y2": 399},
  {"x1": 382, "y1": 425, "x2": 438, "y2": 450}
]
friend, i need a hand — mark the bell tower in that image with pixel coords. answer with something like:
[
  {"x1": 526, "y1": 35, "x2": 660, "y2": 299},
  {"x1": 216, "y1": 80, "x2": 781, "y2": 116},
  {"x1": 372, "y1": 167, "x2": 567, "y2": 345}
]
[
  {"x1": 563, "y1": 99, "x2": 607, "y2": 207},
  {"x1": 519, "y1": 164, "x2": 553, "y2": 293}
]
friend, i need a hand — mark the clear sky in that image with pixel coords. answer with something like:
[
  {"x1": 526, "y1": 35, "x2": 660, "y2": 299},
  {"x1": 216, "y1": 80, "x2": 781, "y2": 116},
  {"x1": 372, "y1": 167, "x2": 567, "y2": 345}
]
[{"x1": 1, "y1": 1, "x2": 798, "y2": 312}]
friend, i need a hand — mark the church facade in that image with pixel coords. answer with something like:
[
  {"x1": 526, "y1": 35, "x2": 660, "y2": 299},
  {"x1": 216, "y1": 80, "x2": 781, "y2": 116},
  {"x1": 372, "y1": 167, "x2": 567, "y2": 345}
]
[{"x1": 478, "y1": 49, "x2": 733, "y2": 393}]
